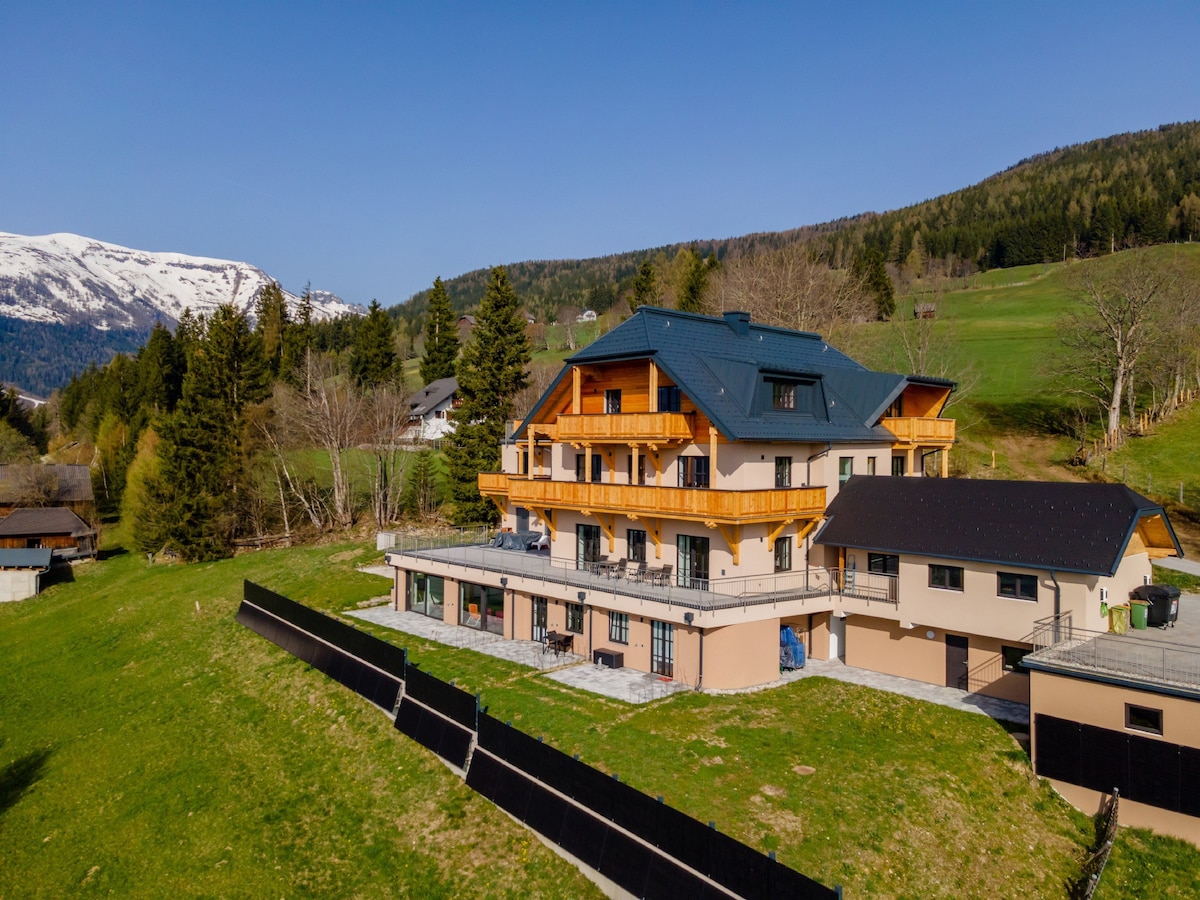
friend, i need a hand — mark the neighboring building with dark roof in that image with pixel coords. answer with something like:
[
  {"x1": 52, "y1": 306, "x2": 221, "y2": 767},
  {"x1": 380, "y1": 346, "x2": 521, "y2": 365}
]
[
  {"x1": 0, "y1": 464, "x2": 96, "y2": 521},
  {"x1": 0, "y1": 507, "x2": 98, "y2": 560},
  {"x1": 0, "y1": 547, "x2": 53, "y2": 602},
  {"x1": 403, "y1": 377, "x2": 459, "y2": 442},
  {"x1": 811, "y1": 476, "x2": 1181, "y2": 703}
]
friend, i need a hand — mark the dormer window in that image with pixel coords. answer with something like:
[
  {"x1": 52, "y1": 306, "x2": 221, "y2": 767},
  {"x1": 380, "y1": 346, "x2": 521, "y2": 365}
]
[{"x1": 771, "y1": 381, "x2": 796, "y2": 410}]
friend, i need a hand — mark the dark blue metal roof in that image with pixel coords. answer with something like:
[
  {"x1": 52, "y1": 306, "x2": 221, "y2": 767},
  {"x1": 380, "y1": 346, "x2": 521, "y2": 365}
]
[
  {"x1": 0, "y1": 548, "x2": 53, "y2": 569},
  {"x1": 517, "y1": 307, "x2": 953, "y2": 442},
  {"x1": 813, "y1": 476, "x2": 1183, "y2": 576}
]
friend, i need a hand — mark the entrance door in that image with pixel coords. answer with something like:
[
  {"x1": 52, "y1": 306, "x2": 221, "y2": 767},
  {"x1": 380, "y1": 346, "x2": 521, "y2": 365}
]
[
  {"x1": 532, "y1": 597, "x2": 547, "y2": 643},
  {"x1": 676, "y1": 534, "x2": 710, "y2": 589},
  {"x1": 515, "y1": 506, "x2": 529, "y2": 532},
  {"x1": 829, "y1": 614, "x2": 846, "y2": 661},
  {"x1": 651, "y1": 621, "x2": 674, "y2": 677},
  {"x1": 576, "y1": 524, "x2": 601, "y2": 571},
  {"x1": 945, "y1": 634, "x2": 969, "y2": 689}
]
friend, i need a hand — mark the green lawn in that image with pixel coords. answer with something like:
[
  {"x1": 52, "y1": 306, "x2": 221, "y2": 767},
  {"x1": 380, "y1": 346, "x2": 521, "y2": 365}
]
[{"x1": 8, "y1": 535, "x2": 1199, "y2": 898}]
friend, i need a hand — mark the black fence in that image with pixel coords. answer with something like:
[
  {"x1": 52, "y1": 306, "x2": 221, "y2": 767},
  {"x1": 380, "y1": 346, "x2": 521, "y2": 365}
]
[
  {"x1": 237, "y1": 582, "x2": 405, "y2": 711},
  {"x1": 476, "y1": 714, "x2": 836, "y2": 900},
  {"x1": 1035, "y1": 714, "x2": 1200, "y2": 816},
  {"x1": 237, "y1": 582, "x2": 839, "y2": 900}
]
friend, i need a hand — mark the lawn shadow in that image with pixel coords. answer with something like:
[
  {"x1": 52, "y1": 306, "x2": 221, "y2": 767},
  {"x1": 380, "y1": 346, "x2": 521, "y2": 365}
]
[
  {"x1": 0, "y1": 747, "x2": 53, "y2": 819},
  {"x1": 39, "y1": 564, "x2": 75, "y2": 589},
  {"x1": 971, "y1": 398, "x2": 1078, "y2": 436},
  {"x1": 97, "y1": 547, "x2": 128, "y2": 561}
]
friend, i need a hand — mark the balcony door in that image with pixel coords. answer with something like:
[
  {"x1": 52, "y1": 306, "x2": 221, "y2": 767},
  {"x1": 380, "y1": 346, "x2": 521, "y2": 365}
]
[
  {"x1": 576, "y1": 524, "x2": 602, "y2": 571},
  {"x1": 532, "y1": 596, "x2": 547, "y2": 643},
  {"x1": 651, "y1": 621, "x2": 674, "y2": 677},
  {"x1": 676, "y1": 534, "x2": 709, "y2": 589}
]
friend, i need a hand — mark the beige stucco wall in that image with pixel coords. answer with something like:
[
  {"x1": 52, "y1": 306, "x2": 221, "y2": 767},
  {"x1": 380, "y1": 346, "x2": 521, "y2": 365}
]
[
  {"x1": 0, "y1": 569, "x2": 41, "y2": 602},
  {"x1": 700, "y1": 618, "x2": 780, "y2": 690},
  {"x1": 844, "y1": 615, "x2": 1032, "y2": 702},
  {"x1": 1031, "y1": 669, "x2": 1200, "y2": 845}
]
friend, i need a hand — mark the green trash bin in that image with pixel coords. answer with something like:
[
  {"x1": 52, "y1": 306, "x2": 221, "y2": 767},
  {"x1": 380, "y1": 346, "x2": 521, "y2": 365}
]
[{"x1": 1130, "y1": 599, "x2": 1149, "y2": 630}]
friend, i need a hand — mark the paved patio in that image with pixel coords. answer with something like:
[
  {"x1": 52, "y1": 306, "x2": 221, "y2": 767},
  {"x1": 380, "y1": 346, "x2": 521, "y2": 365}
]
[{"x1": 347, "y1": 606, "x2": 1028, "y2": 720}]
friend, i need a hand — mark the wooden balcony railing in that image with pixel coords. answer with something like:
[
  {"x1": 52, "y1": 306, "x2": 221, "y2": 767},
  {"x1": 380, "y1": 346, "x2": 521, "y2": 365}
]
[
  {"x1": 880, "y1": 416, "x2": 955, "y2": 445},
  {"x1": 478, "y1": 474, "x2": 825, "y2": 525},
  {"x1": 554, "y1": 412, "x2": 695, "y2": 444}
]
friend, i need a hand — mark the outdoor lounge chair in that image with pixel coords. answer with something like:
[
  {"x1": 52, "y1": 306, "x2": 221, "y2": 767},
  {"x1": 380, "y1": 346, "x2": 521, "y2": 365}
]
[
  {"x1": 655, "y1": 564, "x2": 673, "y2": 587},
  {"x1": 465, "y1": 603, "x2": 481, "y2": 627},
  {"x1": 631, "y1": 561, "x2": 648, "y2": 582}
]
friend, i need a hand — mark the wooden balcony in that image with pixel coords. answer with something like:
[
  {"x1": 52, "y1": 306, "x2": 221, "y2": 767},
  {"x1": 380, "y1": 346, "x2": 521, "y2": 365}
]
[
  {"x1": 880, "y1": 416, "x2": 955, "y2": 446},
  {"x1": 554, "y1": 412, "x2": 695, "y2": 444},
  {"x1": 478, "y1": 474, "x2": 825, "y2": 525}
]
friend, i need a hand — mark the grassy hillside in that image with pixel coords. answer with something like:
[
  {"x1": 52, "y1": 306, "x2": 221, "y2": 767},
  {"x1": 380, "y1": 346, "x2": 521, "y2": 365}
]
[{"x1": 4, "y1": 535, "x2": 1200, "y2": 897}]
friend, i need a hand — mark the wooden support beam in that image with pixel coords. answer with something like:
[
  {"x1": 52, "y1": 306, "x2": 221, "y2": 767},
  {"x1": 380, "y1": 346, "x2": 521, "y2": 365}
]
[
  {"x1": 714, "y1": 523, "x2": 741, "y2": 566},
  {"x1": 597, "y1": 513, "x2": 616, "y2": 552},
  {"x1": 488, "y1": 495, "x2": 508, "y2": 518},
  {"x1": 585, "y1": 443, "x2": 594, "y2": 482},
  {"x1": 795, "y1": 518, "x2": 819, "y2": 544},
  {"x1": 940, "y1": 447, "x2": 948, "y2": 478},
  {"x1": 647, "y1": 517, "x2": 662, "y2": 559},
  {"x1": 530, "y1": 508, "x2": 555, "y2": 540},
  {"x1": 527, "y1": 432, "x2": 535, "y2": 476},
  {"x1": 630, "y1": 444, "x2": 640, "y2": 485},
  {"x1": 766, "y1": 518, "x2": 795, "y2": 549},
  {"x1": 572, "y1": 366, "x2": 581, "y2": 414},
  {"x1": 709, "y1": 428, "x2": 718, "y2": 486},
  {"x1": 906, "y1": 446, "x2": 915, "y2": 477},
  {"x1": 649, "y1": 361, "x2": 658, "y2": 412}
]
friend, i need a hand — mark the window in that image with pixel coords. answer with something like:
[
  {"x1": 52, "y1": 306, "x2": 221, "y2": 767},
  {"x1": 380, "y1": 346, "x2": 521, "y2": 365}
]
[
  {"x1": 998, "y1": 572, "x2": 1038, "y2": 601},
  {"x1": 867, "y1": 456, "x2": 877, "y2": 476},
  {"x1": 1125, "y1": 704, "x2": 1163, "y2": 735},
  {"x1": 591, "y1": 453, "x2": 602, "y2": 482},
  {"x1": 1002, "y1": 646, "x2": 1030, "y2": 672},
  {"x1": 774, "y1": 536, "x2": 791, "y2": 572},
  {"x1": 775, "y1": 456, "x2": 792, "y2": 488},
  {"x1": 892, "y1": 456, "x2": 906, "y2": 477},
  {"x1": 678, "y1": 455, "x2": 710, "y2": 488},
  {"x1": 609, "y1": 611, "x2": 629, "y2": 644},
  {"x1": 627, "y1": 529, "x2": 647, "y2": 563},
  {"x1": 868, "y1": 553, "x2": 899, "y2": 576},
  {"x1": 577, "y1": 453, "x2": 602, "y2": 482},
  {"x1": 518, "y1": 450, "x2": 529, "y2": 475},
  {"x1": 771, "y1": 381, "x2": 796, "y2": 410},
  {"x1": 628, "y1": 454, "x2": 646, "y2": 485},
  {"x1": 651, "y1": 620, "x2": 674, "y2": 677},
  {"x1": 605, "y1": 389, "x2": 622, "y2": 414},
  {"x1": 567, "y1": 602, "x2": 584, "y2": 634},
  {"x1": 838, "y1": 457, "x2": 853, "y2": 485},
  {"x1": 886, "y1": 397, "x2": 903, "y2": 417},
  {"x1": 658, "y1": 385, "x2": 682, "y2": 412},
  {"x1": 929, "y1": 564, "x2": 964, "y2": 591}
]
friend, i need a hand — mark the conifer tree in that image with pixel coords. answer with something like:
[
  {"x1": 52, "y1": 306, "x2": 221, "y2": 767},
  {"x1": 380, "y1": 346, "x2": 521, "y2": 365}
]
[
  {"x1": 446, "y1": 266, "x2": 530, "y2": 525},
  {"x1": 350, "y1": 300, "x2": 397, "y2": 388},
  {"x1": 676, "y1": 248, "x2": 717, "y2": 313},
  {"x1": 281, "y1": 288, "x2": 315, "y2": 383},
  {"x1": 253, "y1": 281, "x2": 291, "y2": 377},
  {"x1": 136, "y1": 322, "x2": 184, "y2": 413},
  {"x1": 419, "y1": 277, "x2": 459, "y2": 385},
  {"x1": 630, "y1": 259, "x2": 656, "y2": 311},
  {"x1": 853, "y1": 247, "x2": 896, "y2": 320}
]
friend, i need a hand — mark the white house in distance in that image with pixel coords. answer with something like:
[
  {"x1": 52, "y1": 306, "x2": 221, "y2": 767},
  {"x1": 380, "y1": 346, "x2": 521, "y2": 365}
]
[{"x1": 403, "y1": 377, "x2": 459, "y2": 442}]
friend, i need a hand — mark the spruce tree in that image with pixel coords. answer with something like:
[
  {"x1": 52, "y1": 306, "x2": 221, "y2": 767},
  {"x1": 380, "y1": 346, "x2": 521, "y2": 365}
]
[
  {"x1": 419, "y1": 277, "x2": 459, "y2": 385},
  {"x1": 350, "y1": 300, "x2": 397, "y2": 388},
  {"x1": 676, "y1": 248, "x2": 717, "y2": 313},
  {"x1": 630, "y1": 258, "x2": 656, "y2": 311},
  {"x1": 253, "y1": 281, "x2": 290, "y2": 377},
  {"x1": 135, "y1": 322, "x2": 184, "y2": 413},
  {"x1": 281, "y1": 288, "x2": 315, "y2": 383},
  {"x1": 853, "y1": 247, "x2": 896, "y2": 320},
  {"x1": 446, "y1": 266, "x2": 530, "y2": 525}
]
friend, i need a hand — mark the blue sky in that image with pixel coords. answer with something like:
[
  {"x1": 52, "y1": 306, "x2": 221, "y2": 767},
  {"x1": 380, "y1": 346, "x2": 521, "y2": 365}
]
[{"x1": 2, "y1": 2, "x2": 1198, "y2": 306}]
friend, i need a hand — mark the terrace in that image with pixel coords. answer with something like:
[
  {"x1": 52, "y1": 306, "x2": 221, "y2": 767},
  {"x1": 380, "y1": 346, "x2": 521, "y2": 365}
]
[
  {"x1": 382, "y1": 530, "x2": 898, "y2": 614},
  {"x1": 1024, "y1": 598, "x2": 1200, "y2": 694}
]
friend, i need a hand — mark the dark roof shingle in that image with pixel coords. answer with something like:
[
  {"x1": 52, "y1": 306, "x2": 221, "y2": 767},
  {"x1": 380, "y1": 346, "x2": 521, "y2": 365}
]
[
  {"x1": 813, "y1": 476, "x2": 1182, "y2": 576},
  {"x1": 0, "y1": 465, "x2": 94, "y2": 504},
  {"x1": 0, "y1": 507, "x2": 95, "y2": 537}
]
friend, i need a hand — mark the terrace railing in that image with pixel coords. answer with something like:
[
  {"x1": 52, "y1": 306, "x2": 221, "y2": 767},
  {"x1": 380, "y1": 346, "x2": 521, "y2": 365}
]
[{"x1": 1027, "y1": 616, "x2": 1200, "y2": 690}]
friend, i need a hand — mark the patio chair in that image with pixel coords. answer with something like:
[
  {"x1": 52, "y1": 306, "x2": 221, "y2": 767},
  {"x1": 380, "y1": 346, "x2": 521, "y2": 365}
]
[
  {"x1": 631, "y1": 561, "x2": 648, "y2": 582},
  {"x1": 609, "y1": 557, "x2": 627, "y2": 579},
  {"x1": 655, "y1": 564, "x2": 673, "y2": 587},
  {"x1": 465, "y1": 603, "x2": 481, "y2": 627}
]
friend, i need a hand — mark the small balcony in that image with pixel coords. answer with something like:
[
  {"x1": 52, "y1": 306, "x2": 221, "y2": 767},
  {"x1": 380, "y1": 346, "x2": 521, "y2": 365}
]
[
  {"x1": 554, "y1": 412, "x2": 696, "y2": 444},
  {"x1": 479, "y1": 474, "x2": 825, "y2": 525},
  {"x1": 880, "y1": 416, "x2": 955, "y2": 446}
]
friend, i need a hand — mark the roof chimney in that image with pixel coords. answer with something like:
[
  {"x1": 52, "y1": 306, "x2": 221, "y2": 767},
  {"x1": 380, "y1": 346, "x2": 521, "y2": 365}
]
[{"x1": 723, "y1": 310, "x2": 751, "y2": 336}]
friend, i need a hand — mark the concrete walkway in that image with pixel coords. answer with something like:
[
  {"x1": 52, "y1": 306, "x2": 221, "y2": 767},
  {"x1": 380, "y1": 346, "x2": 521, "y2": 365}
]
[
  {"x1": 348, "y1": 607, "x2": 1028, "y2": 721},
  {"x1": 1155, "y1": 557, "x2": 1200, "y2": 578}
]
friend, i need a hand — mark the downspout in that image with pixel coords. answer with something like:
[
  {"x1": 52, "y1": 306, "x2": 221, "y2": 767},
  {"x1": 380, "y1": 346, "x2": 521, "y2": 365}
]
[
  {"x1": 1048, "y1": 570, "x2": 1061, "y2": 642},
  {"x1": 697, "y1": 627, "x2": 704, "y2": 691},
  {"x1": 806, "y1": 442, "x2": 832, "y2": 487}
]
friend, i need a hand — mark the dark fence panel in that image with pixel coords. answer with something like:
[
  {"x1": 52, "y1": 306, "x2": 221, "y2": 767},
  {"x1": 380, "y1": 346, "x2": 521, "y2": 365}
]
[
  {"x1": 1128, "y1": 735, "x2": 1179, "y2": 811},
  {"x1": 242, "y1": 581, "x2": 408, "y2": 678},
  {"x1": 1079, "y1": 724, "x2": 1129, "y2": 796},
  {"x1": 394, "y1": 698, "x2": 473, "y2": 769},
  {"x1": 404, "y1": 666, "x2": 478, "y2": 730},
  {"x1": 236, "y1": 599, "x2": 402, "y2": 711},
  {"x1": 474, "y1": 715, "x2": 836, "y2": 900},
  {"x1": 1180, "y1": 747, "x2": 1200, "y2": 817},
  {"x1": 1034, "y1": 714, "x2": 1082, "y2": 785}
]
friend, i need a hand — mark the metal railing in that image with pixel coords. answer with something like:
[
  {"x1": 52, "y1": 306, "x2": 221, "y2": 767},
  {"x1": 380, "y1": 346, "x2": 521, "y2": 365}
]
[
  {"x1": 1028, "y1": 616, "x2": 1200, "y2": 689},
  {"x1": 379, "y1": 526, "x2": 494, "y2": 553},
  {"x1": 385, "y1": 535, "x2": 899, "y2": 613}
]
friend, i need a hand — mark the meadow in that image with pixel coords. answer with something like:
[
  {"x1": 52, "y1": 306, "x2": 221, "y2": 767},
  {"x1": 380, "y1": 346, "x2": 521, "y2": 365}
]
[{"x1": 3, "y1": 532, "x2": 1199, "y2": 898}]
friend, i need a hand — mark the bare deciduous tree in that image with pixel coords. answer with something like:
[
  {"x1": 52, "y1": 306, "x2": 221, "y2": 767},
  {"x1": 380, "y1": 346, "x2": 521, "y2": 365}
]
[
  {"x1": 362, "y1": 384, "x2": 412, "y2": 527},
  {"x1": 709, "y1": 245, "x2": 873, "y2": 341},
  {"x1": 1058, "y1": 250, "x2": 1178, "y2": 442}
]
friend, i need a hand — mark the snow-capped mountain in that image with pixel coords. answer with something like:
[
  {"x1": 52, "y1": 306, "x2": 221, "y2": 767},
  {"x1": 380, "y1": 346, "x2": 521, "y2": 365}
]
[{"x1": 0, "y1": 231, "x2": 362, "y2": 330}]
